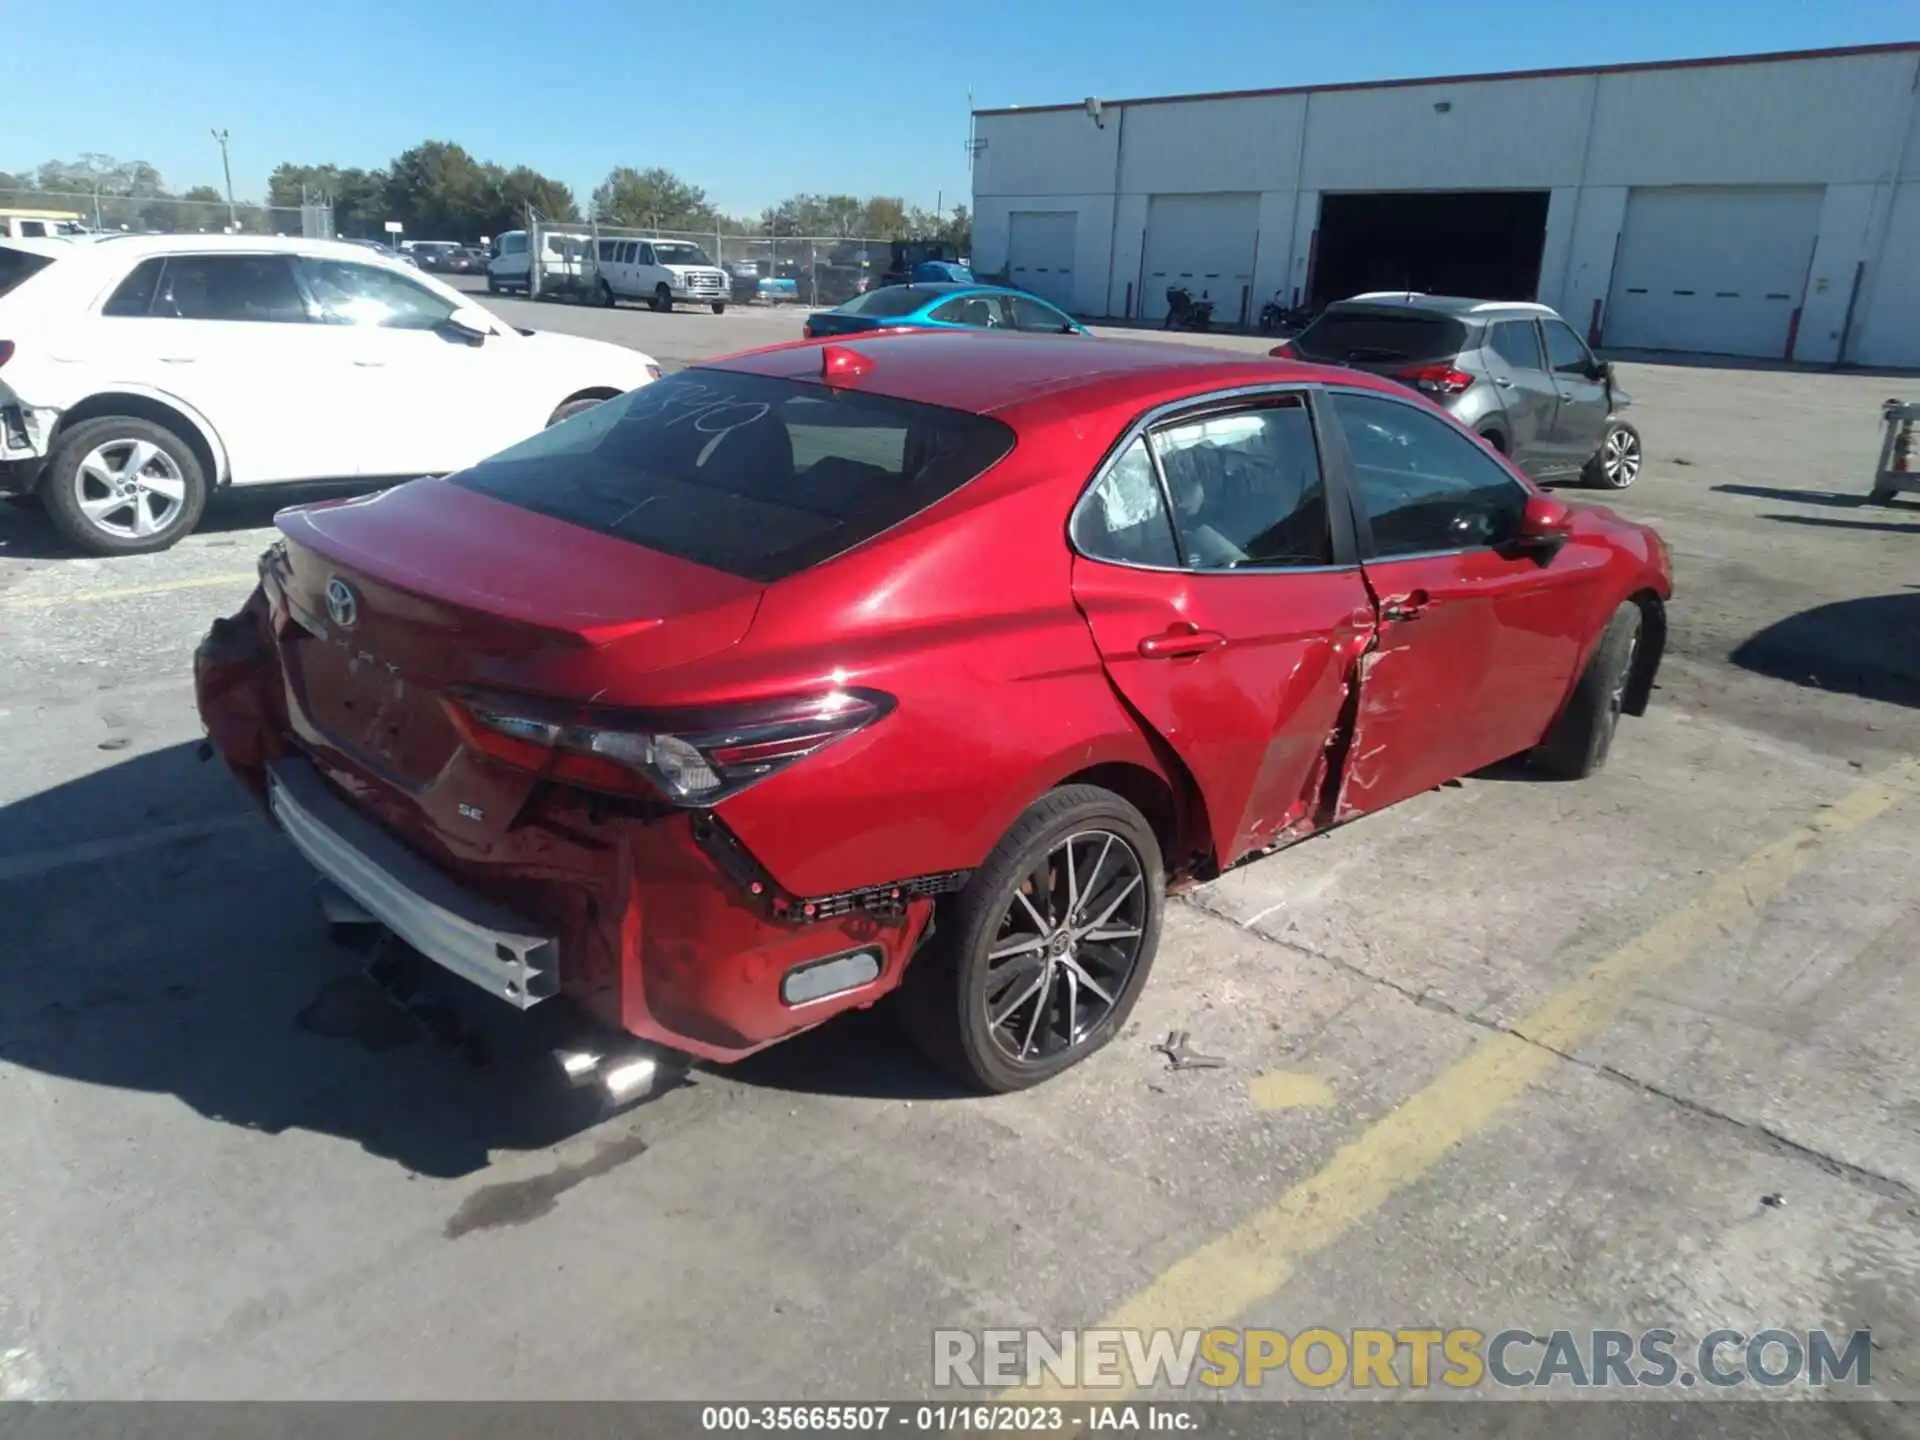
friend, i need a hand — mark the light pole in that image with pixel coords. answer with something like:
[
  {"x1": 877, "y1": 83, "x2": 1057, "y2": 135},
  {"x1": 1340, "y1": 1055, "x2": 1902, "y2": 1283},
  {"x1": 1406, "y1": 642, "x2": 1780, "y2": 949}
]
[{"x1": 210, "y1": 128, "x2": 236, "y2": 230}]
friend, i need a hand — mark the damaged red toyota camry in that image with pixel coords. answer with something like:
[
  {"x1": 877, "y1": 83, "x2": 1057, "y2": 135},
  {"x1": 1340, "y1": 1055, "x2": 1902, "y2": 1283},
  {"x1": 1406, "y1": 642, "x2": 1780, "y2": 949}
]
[{"x1": 195, "y1": 330, "x2": 1672, "y2": 1093}]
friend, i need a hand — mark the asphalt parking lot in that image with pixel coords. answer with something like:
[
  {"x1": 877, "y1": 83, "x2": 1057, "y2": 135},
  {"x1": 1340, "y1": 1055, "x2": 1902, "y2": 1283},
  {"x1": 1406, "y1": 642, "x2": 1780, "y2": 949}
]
[{"x1": 1, "y1": 291, "x2": 1917, "y2": 1409}]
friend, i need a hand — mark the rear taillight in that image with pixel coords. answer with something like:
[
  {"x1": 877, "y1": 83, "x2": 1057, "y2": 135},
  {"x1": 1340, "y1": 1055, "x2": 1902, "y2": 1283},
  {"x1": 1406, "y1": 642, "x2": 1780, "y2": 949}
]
[
  {"x1": 0, "y1": 341, "x2": 14, "y2": 368},
  {"x1": 444, "y1": 688, "x2": 894, "y2": 805},
  {"x1": 1268, "y1": 341, "x2": 1295, "y2": 359},
  {"x1": 1398, "y1": 363, "x2": 1474, "y2": 396}
]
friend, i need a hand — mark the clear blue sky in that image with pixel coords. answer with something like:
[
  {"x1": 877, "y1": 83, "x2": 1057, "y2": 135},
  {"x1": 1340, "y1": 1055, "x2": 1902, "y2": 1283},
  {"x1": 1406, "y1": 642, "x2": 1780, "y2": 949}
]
[{"x1": 7, "y1": 0, "x2": 1914, "y2": 217}]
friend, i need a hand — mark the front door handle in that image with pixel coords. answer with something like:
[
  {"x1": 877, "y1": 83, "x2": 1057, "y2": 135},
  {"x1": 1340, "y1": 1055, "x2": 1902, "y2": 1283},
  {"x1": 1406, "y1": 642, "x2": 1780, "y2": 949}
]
[
  {"x1": 1493, "y1": 377, "x2": 1513, "y2": 388},
  {"x1": 353, "y1": 359, "x2": 387, "y2": 367},
  {"x1": 158, "y1": 357, "x2": 196, "y2": 364},
  {"x1": 1380, "y1": 589, "x2": 1432, "y2": 622},
  {"x1": 1138, "y1": 621, "x2": 1226, "y2": 659}
]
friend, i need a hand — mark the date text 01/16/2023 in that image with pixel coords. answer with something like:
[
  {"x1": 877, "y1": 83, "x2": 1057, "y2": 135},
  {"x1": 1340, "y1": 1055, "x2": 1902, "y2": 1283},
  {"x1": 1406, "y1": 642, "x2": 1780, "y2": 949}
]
[{"x1": 698, "y1": 1405, "x2": 1185, "y2": 1433}]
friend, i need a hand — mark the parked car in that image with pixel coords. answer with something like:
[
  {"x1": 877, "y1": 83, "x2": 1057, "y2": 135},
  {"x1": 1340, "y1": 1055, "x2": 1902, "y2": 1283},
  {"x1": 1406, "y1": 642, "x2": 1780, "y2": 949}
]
[
  {"x1": 590, "y1": 237, "x2": 730, "y2": 313},
  {"x1": 804, "y1": 283, "x2": 1087, "y2": 339},
  {"x1": 408, "y1": 241, "x2": 463, "y2": 273},
  {"x1": 0, "y1": 234, "x2": 662, "y2": 554},
  {"x1": 1272, "y1": 294, "x2": 1641, "y2": 489},
  {"x1": 486, "y1": 229, "x2": 590, "y2": 295},
  {"x1": 445, "y1": 247, "x2": 489, "y2": 276},
  {"x1": 194, "y1": 329, "x2": 1671, "y2": 1097}
]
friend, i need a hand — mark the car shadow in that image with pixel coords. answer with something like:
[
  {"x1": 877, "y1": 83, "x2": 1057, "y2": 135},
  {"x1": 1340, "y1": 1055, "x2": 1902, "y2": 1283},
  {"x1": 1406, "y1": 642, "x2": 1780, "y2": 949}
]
[
  {"x1": 1599, "y1": 347, "x2": 1920, "y2": 379},
  {"x1": 0, "y1": 478, "x2": 407, "y2": 560},
  {"x1": 0, "y1": 741, "x2": 960, "y2": 1178},
  {"x1": 1712, "y1": 482, "x2": 1916, "y2": 511},
  {"x1": 1730, "y1": 592, "x2": 1920, "y2": 707},
  {"x1": 1760, "y1": 512, "x2": 1920, "y2": 536}
]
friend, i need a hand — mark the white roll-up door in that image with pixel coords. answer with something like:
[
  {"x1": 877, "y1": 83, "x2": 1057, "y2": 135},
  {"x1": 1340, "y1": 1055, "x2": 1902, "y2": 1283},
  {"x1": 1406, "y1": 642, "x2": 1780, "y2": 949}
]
[
  {"x1": 1141, "y1": 193, "x2": 1260, "y2": 324},
  {"x1": 1007, "y1": 212, "x2": 1079, "y2": 311}
]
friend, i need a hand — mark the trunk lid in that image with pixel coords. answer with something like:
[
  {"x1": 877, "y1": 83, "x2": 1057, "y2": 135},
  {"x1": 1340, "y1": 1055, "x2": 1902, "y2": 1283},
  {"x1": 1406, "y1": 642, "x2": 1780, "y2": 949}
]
[{"x1": 272, "y1": 479, "x2": 762, "y2": 798}]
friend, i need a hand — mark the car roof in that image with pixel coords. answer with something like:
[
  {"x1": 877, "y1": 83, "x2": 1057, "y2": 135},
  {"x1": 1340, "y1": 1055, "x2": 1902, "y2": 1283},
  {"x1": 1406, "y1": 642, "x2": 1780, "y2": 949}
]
[
  {"x1": 1329, "y1": 293, "x2": 1559, "y2": 319},
  {"x1": 0, "y1": 237, "x2": 82, "y2": 258},
  {"x1": 707, "y1": 328, "x2": 1390, "y2": 418}
]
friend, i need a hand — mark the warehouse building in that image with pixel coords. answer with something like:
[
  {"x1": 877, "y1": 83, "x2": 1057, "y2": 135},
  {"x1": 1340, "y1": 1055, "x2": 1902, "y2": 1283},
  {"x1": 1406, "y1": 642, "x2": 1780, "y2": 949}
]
[{"x1": 969, "y1": 43, "x2": 1920, "y2": 367}]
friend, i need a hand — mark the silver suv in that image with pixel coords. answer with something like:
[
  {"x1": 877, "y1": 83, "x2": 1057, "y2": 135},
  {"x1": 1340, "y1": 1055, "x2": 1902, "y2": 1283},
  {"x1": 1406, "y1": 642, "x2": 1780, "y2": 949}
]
[{"x1": 1274, "y1": 294, "x2": 1641, "y2": 489}]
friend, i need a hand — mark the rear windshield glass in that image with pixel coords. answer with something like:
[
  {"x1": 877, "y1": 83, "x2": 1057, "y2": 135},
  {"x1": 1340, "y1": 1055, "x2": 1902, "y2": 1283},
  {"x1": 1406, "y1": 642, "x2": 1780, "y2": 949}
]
[
  {"x1": 451, "y1": 370, "x2": 1017, "y2": 583},
  {"x1": 840, "y1": 286, "x2": 936, "y2": 318},
  {"x1": 0, "y1": 246, "x2": 56, "y2": 300},
  {"x1": 1293, "y1": 309, "x2": 1469, "y2": 364}
]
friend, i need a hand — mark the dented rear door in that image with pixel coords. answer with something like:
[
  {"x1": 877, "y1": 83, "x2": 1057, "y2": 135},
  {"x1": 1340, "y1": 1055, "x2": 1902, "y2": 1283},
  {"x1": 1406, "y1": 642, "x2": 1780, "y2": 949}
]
[{"x1": 1068, "y1": 393, "x2": 1374, "y2": 869}]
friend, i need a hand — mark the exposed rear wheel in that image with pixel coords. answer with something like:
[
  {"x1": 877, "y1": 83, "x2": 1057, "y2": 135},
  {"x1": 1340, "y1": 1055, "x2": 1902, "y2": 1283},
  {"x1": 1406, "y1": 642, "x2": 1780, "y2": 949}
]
[
  {"x1": 900, "y1": 785, "x2": 1164, "y2": 1093},
  {"x1": 40, "y1": 416, "x2": 208, "y2": 556},
  {"x1": 1531, "y1": 603, "x2": 1643, "y2": 779}
]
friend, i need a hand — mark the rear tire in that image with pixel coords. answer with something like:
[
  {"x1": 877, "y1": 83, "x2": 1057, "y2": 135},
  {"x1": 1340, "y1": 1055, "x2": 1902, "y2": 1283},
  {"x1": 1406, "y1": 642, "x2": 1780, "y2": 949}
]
[
  {"x1": 1583, "y1": 420, "x2": 1642, "y2": 489},
  {"x1": 1531, "y1": 603, "x2": 1643, "y2": 779},
  {"x1": 598, "y1": 280, "x2": 617, "y2": 309},
  {"x1": 899, "y1": 785, "x2": 1164, "y2": 1094},
  {"x1": 652, "y1": 284, "x2": 673, "y2": 313},
  {"x1": 40, "y1": 415, "x2": 208, "y2": 556}
]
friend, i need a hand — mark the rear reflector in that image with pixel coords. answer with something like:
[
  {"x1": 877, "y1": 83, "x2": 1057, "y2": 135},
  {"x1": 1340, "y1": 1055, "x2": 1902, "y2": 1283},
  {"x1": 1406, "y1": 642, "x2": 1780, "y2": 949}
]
[
  {"x1": 781, "y1": 946, "x2": 883, "y2": 1005},
  {"x1": 1397, "y1": 363, "x2": 1474, "y2": 396}
]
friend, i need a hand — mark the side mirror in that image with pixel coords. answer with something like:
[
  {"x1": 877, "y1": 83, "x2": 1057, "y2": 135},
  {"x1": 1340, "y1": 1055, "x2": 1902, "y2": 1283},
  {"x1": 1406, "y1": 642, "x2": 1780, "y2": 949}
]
[
  {"x1": 1588, "y1": 357, "x2": 1611, "y2": 383},
  {"x1": 444, "y1": 306, "x2": 493, "y2": 344},
  {"x1": 1514, "y1": 494, "x2": 1575, "y2": 551}
]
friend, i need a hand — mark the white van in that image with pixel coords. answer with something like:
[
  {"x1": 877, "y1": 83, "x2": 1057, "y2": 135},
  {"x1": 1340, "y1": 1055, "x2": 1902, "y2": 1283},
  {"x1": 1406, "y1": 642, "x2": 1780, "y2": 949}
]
[
  {"x1": 486, "y1": 229, "x2": 590, "y2": 295},
  {"x1": 591, "y1": 237, "x2": 730, "y2": 313}
]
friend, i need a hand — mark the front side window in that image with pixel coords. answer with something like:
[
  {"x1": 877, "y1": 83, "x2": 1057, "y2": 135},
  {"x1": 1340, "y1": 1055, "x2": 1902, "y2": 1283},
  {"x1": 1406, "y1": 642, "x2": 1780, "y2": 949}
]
[
  {"x1": 638, "y1": 243, "x2": 656, "y2": 266},
  {"x1": 1330, "y1": 391, "x2": 1526, "y2": 557},
  {"x1": 1541, "y1": 318, "x2": 1593, "y2": 376},
  {"x1": 1071, "y1": 437, "x2": 1179, "y2": 568},
  {"x1": 930, "y1": 294, "x2": 1009, "y2": 329},
  {"x1": 300, "y1": 258, "x2": 459, "y2": 330},
  {"x1": 1488, "y1": 320, "x2": 1545, "y2": 372},
  {"x1": 154, "y1": 254, "x2": 309, "y2": 323},
  {"x1": 452, "y1": 370, "x2": 1016, "y2": 583},
  {"x1": 598, "y1": 239, "x2": 618, "y2": 262},
  {"x1": 1010, "y1": 295, "x2": 1076, "y2": 333},
  {"x1": 1153, "y1": 398, "x2": 1331, "y2": 569},
  {"x1": 503, "y1": 233, "x2": 527, "y2": 255}
]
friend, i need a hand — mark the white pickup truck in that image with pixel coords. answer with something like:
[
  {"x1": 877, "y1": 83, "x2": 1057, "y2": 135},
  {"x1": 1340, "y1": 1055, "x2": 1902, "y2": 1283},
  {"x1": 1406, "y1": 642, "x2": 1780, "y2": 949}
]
[{"x1": 590, "y1": 237, "x2": 730, "y2": 313}]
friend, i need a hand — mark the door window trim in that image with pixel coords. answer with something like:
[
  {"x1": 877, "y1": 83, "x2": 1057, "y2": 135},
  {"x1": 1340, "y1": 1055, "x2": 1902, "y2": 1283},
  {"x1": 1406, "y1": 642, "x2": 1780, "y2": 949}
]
[
  {"x1": 1065, "y1": 382, "x2": 1361, "y2": 576},
  {"x1": 1318, "y1": 383, "x2": 1538, "y2": 564}
]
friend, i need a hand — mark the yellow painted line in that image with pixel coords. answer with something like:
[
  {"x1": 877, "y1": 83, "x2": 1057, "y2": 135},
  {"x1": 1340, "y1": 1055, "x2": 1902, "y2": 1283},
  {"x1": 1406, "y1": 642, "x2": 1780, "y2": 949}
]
[
  {"x1": 0, "y1": 571, "x2": 256, "y2": 610},
  {"x1": 1249, "y1": 1072, "x2": 1337, "y2": 1112},
  {"x1": 1009, "y1": 756, "x2": 1920, "y2": 1407}
]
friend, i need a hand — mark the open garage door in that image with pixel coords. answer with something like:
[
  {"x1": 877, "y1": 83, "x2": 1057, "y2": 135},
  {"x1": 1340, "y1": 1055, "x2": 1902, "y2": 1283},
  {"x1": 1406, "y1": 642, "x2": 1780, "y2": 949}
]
[
  {"x1": 1604, "y1": 187, "x2": 1821, "y2": 359},
  {"x1": 1142, "y1": 193, "x2": 1259, "y2": 325},
  {"x1": 1007, "y1": 212, "x2": 1078, "y2": 311},
  {"x1": 1309, "y1": 191, "x2": 1548, "y2": 310}
]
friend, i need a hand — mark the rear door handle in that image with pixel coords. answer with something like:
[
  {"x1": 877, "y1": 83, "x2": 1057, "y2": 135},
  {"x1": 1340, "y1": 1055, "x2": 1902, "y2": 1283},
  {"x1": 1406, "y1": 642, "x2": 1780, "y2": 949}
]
[
  {"x1": 1493, "y1": 377, "x2": 1513, "y2": 388},
  {"x1": 1138, "y1": 621, "x2": 1226, "y2": 659},
  {"x1": 1380, "y1": 590, "x2": 1432, "y2": 622},
  {"x1": 353, "y1": 359, "x2": 387, "y2": 367},
  {"x1": 158, "y1": 356, "x2": 196, "y2": 364}
]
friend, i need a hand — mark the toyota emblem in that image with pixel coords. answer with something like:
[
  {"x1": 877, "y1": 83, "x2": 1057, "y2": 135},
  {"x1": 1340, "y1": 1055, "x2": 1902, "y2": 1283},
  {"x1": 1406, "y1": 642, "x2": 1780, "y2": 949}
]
[{"x1": 325, "y1": 577, "x2": 358, "y2": 630}]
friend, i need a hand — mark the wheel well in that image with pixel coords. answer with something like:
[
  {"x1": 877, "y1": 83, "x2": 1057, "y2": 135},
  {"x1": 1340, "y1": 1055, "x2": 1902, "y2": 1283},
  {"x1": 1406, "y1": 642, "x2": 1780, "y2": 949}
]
[
  {"x1": 1477, "y1": 424, "x2": 1508, "y2": 454},
  {"x1": 53, "y1": 394, "x2": 221, "y2": 489},
  {"x1": 560, "y1": 386, "x2": 624, "y2": 407},
  {"x1": 1056, "y1": 762, "x2": 1195, "y2": 879},
  {"x1": 1622, "y1": 589, "x2": 1666, "y2": 716}
]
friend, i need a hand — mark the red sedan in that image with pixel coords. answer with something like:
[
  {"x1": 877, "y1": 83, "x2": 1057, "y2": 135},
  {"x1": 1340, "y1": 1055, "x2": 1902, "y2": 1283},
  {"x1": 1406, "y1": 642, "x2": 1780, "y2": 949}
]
[{"x1": 195, "y1": 330, "x2": 1672, "y2": 1094}]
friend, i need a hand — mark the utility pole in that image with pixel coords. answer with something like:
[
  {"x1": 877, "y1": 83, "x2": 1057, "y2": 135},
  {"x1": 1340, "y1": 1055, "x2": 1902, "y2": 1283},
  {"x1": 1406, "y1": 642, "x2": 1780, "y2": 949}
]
[{"x1": 210, "y1": 128, "x2": 235, "y2": 230}]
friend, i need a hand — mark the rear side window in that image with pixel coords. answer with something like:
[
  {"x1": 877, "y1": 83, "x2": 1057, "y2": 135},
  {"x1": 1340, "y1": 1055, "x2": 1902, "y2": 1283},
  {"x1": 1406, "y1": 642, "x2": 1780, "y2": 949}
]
[
  {"x1": 155, "y1": 255, "x2": 309, "y2": 323},
  {"x1": 0, "y1": 246, "x2": 56, "y2": 300},
  {"x1": 451, "y1": 371, "x2": 1017, "y2": 583},
  {"x1": 1487, "y1": 320, "x2": 1545, "y2": 372},
  {"x1": 1294, "y1": 309, "x2": 1468, "y2": 365},
  {"x1": 103, "y1": 258, "x2": 166, "y2": 316},
  {"x1": 841, "y1": 286, "x2": 934, "y2": 318},
  {"x1": 1072, "y1": 438, "x2": 1179, "y2": 568}
]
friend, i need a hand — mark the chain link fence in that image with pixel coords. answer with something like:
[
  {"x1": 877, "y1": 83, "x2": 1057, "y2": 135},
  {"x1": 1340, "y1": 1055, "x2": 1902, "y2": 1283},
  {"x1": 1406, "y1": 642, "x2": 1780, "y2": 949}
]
[
  {"x1": 1, "y1": 187, "x2": 330, "y2": 238},
  {"x1": 524, "y1": 213, "x2": 900, "y2": 308}
]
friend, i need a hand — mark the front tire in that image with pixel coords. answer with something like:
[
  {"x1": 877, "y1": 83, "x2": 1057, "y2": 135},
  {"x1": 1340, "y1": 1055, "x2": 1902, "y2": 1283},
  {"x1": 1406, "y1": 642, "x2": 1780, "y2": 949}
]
[
  {"x1": 711, "y1": 302, "x2": 727, "y2": 315},
  {"x1": 1531, "y1": 603, "x2": 1643, "y2": 779},
  {"x1": 1584, "y1": 420, "x2": 1642, "y2": 489},
  {"x1": 40, "y1": 416, "x2": 208, "y2": 556},
  {"x1": 652, "y1": 284, "x2": 673, "y2": 313},
  {"x1": 900, "y1": 785, "x2": 1164, "y2": 1093}
]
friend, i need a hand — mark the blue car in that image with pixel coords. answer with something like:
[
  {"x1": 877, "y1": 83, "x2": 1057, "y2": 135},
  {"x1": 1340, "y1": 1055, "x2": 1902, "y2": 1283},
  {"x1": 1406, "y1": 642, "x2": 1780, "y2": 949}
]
[{"x1": 803, "y1": 282, "x2": 1089, "y2": 340}]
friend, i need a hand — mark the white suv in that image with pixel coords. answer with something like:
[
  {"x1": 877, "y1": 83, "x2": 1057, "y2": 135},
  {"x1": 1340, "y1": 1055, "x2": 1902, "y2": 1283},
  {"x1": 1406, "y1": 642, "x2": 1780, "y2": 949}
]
[{"x1": 0, "y1": 234, "x2": 661, "y2": 554}]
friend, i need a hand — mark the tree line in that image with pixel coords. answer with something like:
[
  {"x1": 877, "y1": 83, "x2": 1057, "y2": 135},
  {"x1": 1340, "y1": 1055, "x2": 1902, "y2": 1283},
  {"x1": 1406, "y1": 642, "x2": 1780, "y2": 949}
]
[{"x1": 4, "y1": 143, "x2": 971, "y2": 251}]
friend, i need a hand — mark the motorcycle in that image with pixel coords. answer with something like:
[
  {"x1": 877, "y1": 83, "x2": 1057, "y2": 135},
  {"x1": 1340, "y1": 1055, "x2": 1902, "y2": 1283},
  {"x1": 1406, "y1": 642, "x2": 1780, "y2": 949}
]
[
  {"x1": 1258, "y1": 295, "x2": 1315, "y2": 335},
  {"x1": 1163, "y1": 286, "x2": 1215, "y2": 332}
]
